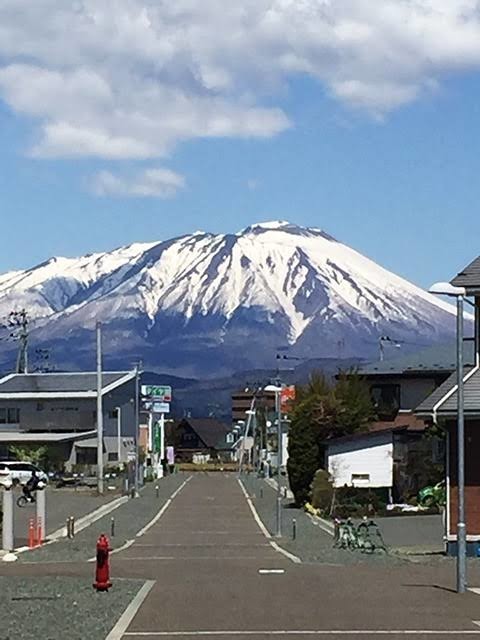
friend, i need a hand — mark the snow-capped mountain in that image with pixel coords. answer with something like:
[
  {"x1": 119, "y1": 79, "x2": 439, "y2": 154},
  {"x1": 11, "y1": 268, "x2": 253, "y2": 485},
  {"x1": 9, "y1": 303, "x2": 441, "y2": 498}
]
[{"x1": 0, "y1": 221, "x2": 457, "y2": 376}]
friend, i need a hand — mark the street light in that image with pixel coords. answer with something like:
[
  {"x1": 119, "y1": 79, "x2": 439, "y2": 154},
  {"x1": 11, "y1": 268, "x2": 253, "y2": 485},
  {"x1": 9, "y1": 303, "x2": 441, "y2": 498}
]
[
  {"x1": 265, "y1": 384, "x2": 283, "y2": 537},
  {"x1": 429, "y1": 280, "x2": 467, "y2": 593}
]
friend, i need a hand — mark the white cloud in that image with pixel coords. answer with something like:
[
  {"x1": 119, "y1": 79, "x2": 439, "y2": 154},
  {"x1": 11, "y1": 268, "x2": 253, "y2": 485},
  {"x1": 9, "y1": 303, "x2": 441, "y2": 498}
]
[
  {"x1": 0, "y1": 1, "x2": 480, "y2": 159},
  {"x1": 92, "y1": 168, "x2": 186, "y2": 198}
]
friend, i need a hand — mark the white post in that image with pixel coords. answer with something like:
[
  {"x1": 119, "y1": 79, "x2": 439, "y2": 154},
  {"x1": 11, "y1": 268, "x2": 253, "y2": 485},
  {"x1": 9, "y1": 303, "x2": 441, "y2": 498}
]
[
  {"x1": 96, "y1": 322, "x2": 104, "y2": 495},
  {"x1": 148, "y1": 411, "x2": 153, "y2": 453},
  {"x1": 2, "y1": 488, "x2": 14, "y2": 552},
  {"x1": 36, "y1": 488, "x2": 46, "y2": 542},
  {"x1": 157, "y1": 413, "x2": 165, "y2": 478},
  {"x1": 116, "y1": 407, "x2": 122, "y2": 463}
]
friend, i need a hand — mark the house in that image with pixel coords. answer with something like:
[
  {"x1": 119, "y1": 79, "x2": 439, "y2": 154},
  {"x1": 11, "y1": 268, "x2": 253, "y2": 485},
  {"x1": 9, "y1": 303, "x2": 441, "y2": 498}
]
[
  {"x1": 325, "y1": 345, "x2": 469, "y2": 500},
  {"x1": 0, "y1": 371, "x2": 137, "y2": 469},
  {"x1": 416, "y1": 254, "x2": 480, "y2": 555},
  {"x1": 326, "y1": 424, "x2": 441, "y2": 502},
  {"x1": 170, "y1": 417, "x2": 235, "y2": 463}
]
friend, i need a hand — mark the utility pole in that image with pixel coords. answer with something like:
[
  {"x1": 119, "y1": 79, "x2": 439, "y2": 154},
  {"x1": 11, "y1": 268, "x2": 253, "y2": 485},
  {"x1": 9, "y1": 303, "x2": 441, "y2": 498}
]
[
  {"x1": 96, "y1": 322, "x2": 104, "y2": 495},
  {"x1": 134, "y1": 362, "x2": 140, "y2": 497}
]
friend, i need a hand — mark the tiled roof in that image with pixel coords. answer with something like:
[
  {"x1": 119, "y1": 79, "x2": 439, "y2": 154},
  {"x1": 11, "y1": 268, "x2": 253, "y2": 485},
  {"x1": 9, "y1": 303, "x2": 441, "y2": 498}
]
[
  {"x1": 0, "y1": 372, "x2": 132, "y2": 394},
  {"x1": 451, "y1": 256, "x2": 480, "y2": 292},
  {"x1": 180, "y1": 418, "x2": 232, "y2": 449},
  {"x1": 416, "y1": 366, "x2": 480, "y2": 415},
  {"x1": 358, "y1": 342, "x2": 474, "y2": 377}
]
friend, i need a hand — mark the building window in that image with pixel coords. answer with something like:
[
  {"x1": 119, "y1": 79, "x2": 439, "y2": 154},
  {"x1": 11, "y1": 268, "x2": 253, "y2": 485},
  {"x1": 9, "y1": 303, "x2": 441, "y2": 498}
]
[
  {"x1": 108, "y1": 452, "x2": 119, "y2": 462},
  {"x1": 108, "y1": 410, "x2": 119, "y2": 419},
  {"x1": 36, "y1": 403, "x2": 44, "y2": 412},
  {"x1": 0, "y1": 408, "x2": 20, "y2": 424},
  {"x1": 226, "y1": 433, "x2": 234, "y2": 444},
  {"x1": 370, "y1": 384, "x2": 400, "y2": 420},
  {"x1": 351, "y1": 473, "x2": 370, "y2": 484}
]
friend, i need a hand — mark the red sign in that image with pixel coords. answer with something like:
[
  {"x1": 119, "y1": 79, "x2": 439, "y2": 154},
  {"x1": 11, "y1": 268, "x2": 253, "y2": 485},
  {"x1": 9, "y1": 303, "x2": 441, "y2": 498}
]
[{"x1": 280, "y1": 386, "x2": 296, "y2": 414}]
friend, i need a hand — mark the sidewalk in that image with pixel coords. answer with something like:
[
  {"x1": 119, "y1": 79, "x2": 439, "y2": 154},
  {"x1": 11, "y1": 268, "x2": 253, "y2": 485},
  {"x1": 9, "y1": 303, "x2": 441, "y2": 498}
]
[{"x1": 18, "y1": 474, "x2": 188, "y2": 563}]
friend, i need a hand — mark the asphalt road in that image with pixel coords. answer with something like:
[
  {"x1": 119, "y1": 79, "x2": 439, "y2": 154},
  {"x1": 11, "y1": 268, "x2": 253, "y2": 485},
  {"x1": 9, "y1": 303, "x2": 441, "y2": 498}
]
[
  {"x1": 109, "y1": 474, "x2": 480, "y2": 639},
  {"x1": 3, "y1": 474, "x2": 480, "y2": 639}
]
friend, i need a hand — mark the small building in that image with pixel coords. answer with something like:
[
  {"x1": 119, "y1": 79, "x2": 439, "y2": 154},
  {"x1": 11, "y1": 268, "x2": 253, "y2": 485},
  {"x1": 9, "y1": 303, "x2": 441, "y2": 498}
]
[
  {"x1": 170, "y1": 417, "x2": 235, "y2": 463},
  {"x1": 0, "y1": 371, "x2": 137, "y2": 469},
  {"x1": 231, "y1": 389, "x2": 275, "y2": 423},
  {"x1": 416, "y1": 253, "x2": 480, "y2": 554},
  {"x1": 326, "y1": 425, "x2": 440, "y2": 502}
]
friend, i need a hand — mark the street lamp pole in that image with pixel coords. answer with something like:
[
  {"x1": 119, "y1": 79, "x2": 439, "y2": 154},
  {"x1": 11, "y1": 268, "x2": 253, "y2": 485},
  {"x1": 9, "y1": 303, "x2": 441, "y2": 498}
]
[
  {"x1": 265, "y1": 384, "x2": 283, "y2": 537},
  {"x1": 134, "y1": 363, "x2": 140, "y2": 497},
  {"x1": 456, "y1": 293, "x2": 466, "y2": 593},
  {"x1": 276, "y1": 389, "x2": 282, "y2": 537},
  {"x1": 429, "y1": 281, "x2": 467, "y2": 593}
]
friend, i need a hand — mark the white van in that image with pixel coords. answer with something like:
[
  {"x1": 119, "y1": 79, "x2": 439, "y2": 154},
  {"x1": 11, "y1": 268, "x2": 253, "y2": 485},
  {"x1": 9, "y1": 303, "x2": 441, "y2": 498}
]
[{"x1": 0, "y1": 461, "x2": 48, "y2": 486}]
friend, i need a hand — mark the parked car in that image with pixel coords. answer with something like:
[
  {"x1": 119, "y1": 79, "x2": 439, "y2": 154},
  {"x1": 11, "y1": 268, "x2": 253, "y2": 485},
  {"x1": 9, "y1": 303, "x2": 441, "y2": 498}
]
[{"x1": 0, "y1": 461, "x2": 48, "y2": 486}]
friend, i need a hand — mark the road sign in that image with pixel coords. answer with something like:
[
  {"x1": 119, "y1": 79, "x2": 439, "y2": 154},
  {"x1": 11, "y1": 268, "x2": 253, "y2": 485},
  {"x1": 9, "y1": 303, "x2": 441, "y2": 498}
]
[
  {"x1": 141, "y1": 385, "x2": 172, "y2": 402},
  {"x1": 142, "y1": 401, "x2": 170, "y2": 413}
]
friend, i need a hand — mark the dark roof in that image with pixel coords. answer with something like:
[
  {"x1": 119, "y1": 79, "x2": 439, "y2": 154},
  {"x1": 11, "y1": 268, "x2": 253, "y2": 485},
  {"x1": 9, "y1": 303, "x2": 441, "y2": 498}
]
[
  {"x1": 358, "y1": 341, "x2": 474, "y2": 377},
  {"x1": 0, "y1": 372, "x2": 132, "y2": 395},
  {"x1": 181, "y1": 418, "x2": 231, "y2": 449},
  {"x1": 416, "y1": 366, "x2": 480, "y2": 416},
  {"x1": 451, "y1": 256, "x2": 480, "y2": 292},
  {"x1": 325, "y1": 425, "x2": 414, "y2": 447}
]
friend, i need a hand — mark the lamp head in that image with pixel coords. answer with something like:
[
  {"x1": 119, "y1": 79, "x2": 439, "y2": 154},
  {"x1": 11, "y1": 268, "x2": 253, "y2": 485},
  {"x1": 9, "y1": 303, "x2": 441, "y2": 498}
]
[
  {"x1": 429, "y1": 281, "x2": 466, "y2": 297},
  {"x1": 264, "y1": 384, "x2": 282, "y2": 392}
]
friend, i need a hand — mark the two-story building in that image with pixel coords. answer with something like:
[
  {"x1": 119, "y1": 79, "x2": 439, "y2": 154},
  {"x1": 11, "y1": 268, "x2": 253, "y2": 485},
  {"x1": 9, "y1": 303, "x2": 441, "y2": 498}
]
[
  {"x1": 325, "y1": 344, "x2": 473, "y2": 501},
  {"x1": 416, "y1": 254, "x2": 480, "y2": 555},
  {"x1": 0, "y1": 371, "x2": 137, "y2": 470}
]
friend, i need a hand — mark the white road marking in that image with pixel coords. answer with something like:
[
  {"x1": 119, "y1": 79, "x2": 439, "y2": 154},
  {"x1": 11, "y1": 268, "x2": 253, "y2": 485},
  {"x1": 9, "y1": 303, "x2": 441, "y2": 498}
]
[
  {"x1": 136, "y1": 476, "x2": 192, "y2": 538},
  {"x1": 238, "y1": 479, "x2": 301, "y2": 564},
  {"x1": 114, "y1": 556, "x2": 271, "y2": 561},
  {"x1": 104, "y1": 580, "x2": 155, "y2": 640},
  {"x1": 469, "y1": 588, "x2": 480, "y2": 596},
  {"x1": 258, "y1": 569, "x2": 285, "y2": 574},
  {"x1": 123, "y1": 630, "x2": 480, "y2": 637}
]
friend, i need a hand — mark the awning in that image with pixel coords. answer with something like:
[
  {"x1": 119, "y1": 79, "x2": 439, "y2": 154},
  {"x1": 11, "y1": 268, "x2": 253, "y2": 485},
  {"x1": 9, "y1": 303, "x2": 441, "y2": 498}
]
[{"x1": 0, "y1": 430, "x2": 97, "y2": 443}]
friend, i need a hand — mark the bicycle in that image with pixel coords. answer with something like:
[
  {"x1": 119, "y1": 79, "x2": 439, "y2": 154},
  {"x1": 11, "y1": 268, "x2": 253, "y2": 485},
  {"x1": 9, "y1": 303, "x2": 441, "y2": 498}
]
[{"x1": 17, "y1": 493, "x2": 36, "y2": 508}]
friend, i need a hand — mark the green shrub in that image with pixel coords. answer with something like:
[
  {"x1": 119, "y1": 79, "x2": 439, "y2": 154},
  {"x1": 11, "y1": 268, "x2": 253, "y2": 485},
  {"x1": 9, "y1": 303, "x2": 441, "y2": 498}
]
[{"x1": 311, "y1": 469, "x2": 334, "y2": 514}]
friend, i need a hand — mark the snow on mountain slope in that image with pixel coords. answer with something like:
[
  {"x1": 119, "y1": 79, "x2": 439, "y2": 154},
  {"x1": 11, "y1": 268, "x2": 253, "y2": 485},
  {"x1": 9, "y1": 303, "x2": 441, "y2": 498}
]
[{"x1": 0, "y1": 222, "x2": 457, "y2": 376}]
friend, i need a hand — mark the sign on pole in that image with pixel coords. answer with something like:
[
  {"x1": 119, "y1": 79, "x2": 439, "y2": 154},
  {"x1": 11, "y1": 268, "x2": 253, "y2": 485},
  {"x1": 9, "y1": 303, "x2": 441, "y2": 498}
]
[{"x1": 141, "y1": 385, "x2": 172, "y2": 402}]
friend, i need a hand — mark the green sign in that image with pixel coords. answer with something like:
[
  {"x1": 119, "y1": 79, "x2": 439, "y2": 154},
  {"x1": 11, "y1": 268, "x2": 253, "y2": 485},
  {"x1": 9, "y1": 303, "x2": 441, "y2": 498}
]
[
  {"x1": 153, "y1": 422, "x2": 161, "y2": 453},
  {"x1": 141, "y1": 385, "x2": 172, "y2": 402}
]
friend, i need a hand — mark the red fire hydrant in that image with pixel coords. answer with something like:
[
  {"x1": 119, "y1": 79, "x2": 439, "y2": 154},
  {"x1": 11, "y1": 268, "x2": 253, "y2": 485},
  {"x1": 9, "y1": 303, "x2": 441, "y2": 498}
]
[{"x1": 93, "y1": 534, "x2": 112, "y2": 592}]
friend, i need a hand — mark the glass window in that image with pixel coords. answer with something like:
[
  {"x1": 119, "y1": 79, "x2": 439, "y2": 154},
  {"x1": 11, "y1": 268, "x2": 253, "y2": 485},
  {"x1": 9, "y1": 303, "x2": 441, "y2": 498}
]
[
  {"x1": 0, "y1": 409, "x2": 6, "y2": 424},
  {"x1": 370, "y1": 385, "x2": 400, "y2": 420},
  {"x1": 108, "y1": 452, "x2": 119, "y2": 462},
  {"x1": 7, "y1": 408, "x2": 19, "y2": 423}
]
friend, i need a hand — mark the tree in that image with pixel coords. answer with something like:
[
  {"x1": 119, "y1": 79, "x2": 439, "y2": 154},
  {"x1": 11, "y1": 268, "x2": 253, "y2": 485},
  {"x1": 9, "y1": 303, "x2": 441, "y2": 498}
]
[
  {"x1": 287, "y1": 374, "x2": 336, "y2": 505},
  {"x1": 287, "y1": 370, "x2": 375, "y2": 506}
]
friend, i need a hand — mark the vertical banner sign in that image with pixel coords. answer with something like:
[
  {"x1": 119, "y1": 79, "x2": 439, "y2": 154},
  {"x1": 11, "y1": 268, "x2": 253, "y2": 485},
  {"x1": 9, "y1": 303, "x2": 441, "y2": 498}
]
[
  {"x1": 280, "y1": 385, "x2": 296, "y2": 415},
  {"x1": 154, "y1": 422, "x2": 161, "y2": 454}
]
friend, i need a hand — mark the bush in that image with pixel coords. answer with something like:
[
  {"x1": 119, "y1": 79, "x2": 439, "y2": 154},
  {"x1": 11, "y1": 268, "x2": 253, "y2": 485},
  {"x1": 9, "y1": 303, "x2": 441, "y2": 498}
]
[
  {"x1": 332, "y1": 486, "x2": 388, "y2": 519},
  {"x1": 311, "y1": 469, "x2": 334, "y2": 514}
]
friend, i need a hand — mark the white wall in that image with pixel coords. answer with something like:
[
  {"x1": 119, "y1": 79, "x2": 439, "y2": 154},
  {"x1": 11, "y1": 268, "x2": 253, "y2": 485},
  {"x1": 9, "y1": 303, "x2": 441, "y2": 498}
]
[{"x1": 327, "y1": 432, "x2": 393, "y2": 489}]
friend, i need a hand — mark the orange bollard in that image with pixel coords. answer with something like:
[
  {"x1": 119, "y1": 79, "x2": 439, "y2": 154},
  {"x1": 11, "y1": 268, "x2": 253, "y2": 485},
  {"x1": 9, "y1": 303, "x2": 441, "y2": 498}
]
[{"x1": 28, "y1": 518, "x2": 35, "y2": 548}]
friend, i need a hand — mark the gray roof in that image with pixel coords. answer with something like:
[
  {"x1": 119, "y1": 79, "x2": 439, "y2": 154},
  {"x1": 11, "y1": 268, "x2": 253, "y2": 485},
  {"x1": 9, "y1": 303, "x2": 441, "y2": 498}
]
[
  {"x1": 180, "y1": 418, "x2": 231, "y2": 450},
  {"x1": 451, "y1": 256, "x2": 480, "y2": 292},
  {"x1": 416, "y1": 366, "x2": 480, "y2": 416},
  {"x1": 358, "y1": 341, "x2": 474, "y2": 377},
  {"x1": 0, "y1": 372, "x2": 133, "y2": 396}
]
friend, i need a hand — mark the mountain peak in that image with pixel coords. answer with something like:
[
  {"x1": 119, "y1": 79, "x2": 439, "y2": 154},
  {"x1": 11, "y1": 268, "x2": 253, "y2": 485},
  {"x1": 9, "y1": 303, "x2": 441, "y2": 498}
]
[{"x1": 240, "y1": 220, "x2": 337, "y2": 242}]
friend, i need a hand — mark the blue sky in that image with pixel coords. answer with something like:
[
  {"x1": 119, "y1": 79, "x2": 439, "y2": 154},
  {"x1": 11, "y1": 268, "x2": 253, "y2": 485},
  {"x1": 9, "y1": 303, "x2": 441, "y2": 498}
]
[{"x1": 1, "y1": 2, "x2": 480, "y2": 289}]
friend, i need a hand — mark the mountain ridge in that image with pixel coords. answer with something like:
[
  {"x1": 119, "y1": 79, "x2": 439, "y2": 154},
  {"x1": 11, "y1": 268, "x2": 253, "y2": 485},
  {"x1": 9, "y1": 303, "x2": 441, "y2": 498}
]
[{"x1": 0, "y1": 221, "x2": 457, "y2": 376}]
